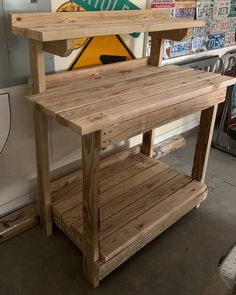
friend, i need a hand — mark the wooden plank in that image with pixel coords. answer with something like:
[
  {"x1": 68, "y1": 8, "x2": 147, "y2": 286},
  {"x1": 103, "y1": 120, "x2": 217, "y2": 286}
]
[
  {"x1": 155, "y1": 28, "x2": 189, "y2": 41},
  {"x1": 82, "y1": 131, "x2": 100, "y2": 288},
  {"x1": 29, "y1": 39, "x2": 52, "y2": 236},
  {"x1": 53, "y1": 155, "x2": 166, "y2": 239},
  {"x1": 100, "y1": 89, "x2": 226, "y2": 148},
  {"x1": 45, "y1": 58, "x2": 148, "y2": 90},
  {"x1": 10, "y1": 10, "x2": 174, "y2": 28},
  {"x1": 44, "y1": 31, "x2": 188, "y2": 58},
  {"x1": 100, "y1": 160, "x2": 168, "y2": 207},
  {"x1": 100, "y1": 180, "x2": 207, "y2": 262},
  {"x1": 53, "y1": 217, "x2": 83, "y2": 251},
  {"x1": 11, "y1": 10, "x2": 205, "y2": 41},
  {"x1": 41, "y1": 66, "x2": 194, "y2": 112},
  {"x1": 100, "y1": 154, "x2": 157, "y2": 193},
  {"x1": 37, "y1": 70, "x2": 203, "y2": 120},
  {"x1": 192, "y1": 105, "x2": 218, "y2": 183},
  {"x1": 99, "y1": 173, "x2": 192, "y2": 242},
  {"x1": 154, "y1": 135, "x2": 186, "y2": 159},
  {"x1": 28, "y1": 65, "x2": 190, "y2": 106},
  {"x1": 98, "y1": 189, "x2": 207, "y2": 280},
  {"x1": 29, "y1": 40, "x2": 46, "y2": 94},
  {"x1": 63, "y1": 75, "x2": 234, "y2": 135},
  {"x1": 44, "y1": 39, "x2": 76, "y2": 57},
  {"x1": 0, "y1": 204, "x2": 38, "y2": 243},
  {"x1": 62, "y1": 204, "x2": 83, "y2": 229},
  {"x1": 100, "y1": 167, "x2": 177, "y2": 221},
  {"x1": 141, "y1": 131, "x2": 155, "y2": 157},
  {"x1": 52, "y1": 153, "x2": 152, "y2": 221},
  {"x1": 142, "y1": 29, "x2": 169, "y2": 157},
  {"x1": 53, "y1": 70, "x2": 219, "y2": 123},
  {"x1": 148, "y1": 32, "x2": 164, "y2": 67},
  {"x1": 50, "y1": 144, "x2": 140, "y2": 195}
]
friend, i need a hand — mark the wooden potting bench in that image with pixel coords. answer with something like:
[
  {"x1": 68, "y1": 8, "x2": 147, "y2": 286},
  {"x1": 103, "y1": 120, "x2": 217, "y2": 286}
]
[{"x1": 11, "y1": 9, "x2": 236, "y2": 287}]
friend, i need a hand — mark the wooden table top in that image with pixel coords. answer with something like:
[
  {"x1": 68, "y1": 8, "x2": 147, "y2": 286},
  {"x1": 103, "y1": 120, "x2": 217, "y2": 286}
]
[
  {"x1": 27, "y1": 64, "x2": 236, "y2": 135},
  {"x1": 11, "y1": 9, "x2": 204, "y2": 41}
]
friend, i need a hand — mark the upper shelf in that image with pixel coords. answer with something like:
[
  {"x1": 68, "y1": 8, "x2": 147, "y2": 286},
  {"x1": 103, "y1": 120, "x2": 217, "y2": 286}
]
[{"x1": 11, "y1": 9, "x2": 205, "y2": 42}]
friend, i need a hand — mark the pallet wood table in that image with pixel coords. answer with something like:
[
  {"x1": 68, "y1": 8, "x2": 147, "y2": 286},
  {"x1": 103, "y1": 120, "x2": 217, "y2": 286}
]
[{"x1": 11, "y1": 9, "x2": 236, "y2": 287}]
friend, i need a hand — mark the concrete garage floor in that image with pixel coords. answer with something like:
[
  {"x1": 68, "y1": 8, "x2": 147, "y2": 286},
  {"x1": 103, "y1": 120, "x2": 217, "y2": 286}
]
[{"x1": 0, "y1": 132, "x2": 236, "y2": 295}]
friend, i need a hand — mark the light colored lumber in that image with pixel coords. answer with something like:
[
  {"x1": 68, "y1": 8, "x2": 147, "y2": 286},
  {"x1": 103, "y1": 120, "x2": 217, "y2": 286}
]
[
  {"x1": 10, "y1": 9, "x2": 174, "y2": 28},
  {"x1": 49, "y1": 152, "x2": 208, "y2": 283},
  {"x1": 0, "y1": 204, "x2": 38, "y2": 243},
  {"x1": 192, "y1": 105, "x2": 219, "y2": 183},
  {"x1": 100, "y1": 180, "x2": 207, "y2": 262},
  {"x1": 43, "y1": 39, "x2": 76, "y2": 57},
  {"x1": 155, "y1": 28, "x2": 189, "y2": 41},
  {"x1": 29, "y1": 40, "x2": 46, "y2": 94},
  {"x1": 11, "y1": 10, "x2": 205, "y2": 42},
  {"x1": 29, "y1": 64, "x2": 189, "y2": 106},
  {"x1": 100, "y1": 154, "x2": 157, "y2": 193},
  {"x1": 47, "y1": 70, "x2": 212, "y2": 115},
  {"x1": 58, "y1": 75, "x2": 234, "y2": 135},
  {"x1": 50, "y1": 144, "x2": 140, "y2": 195},
  {"x1": 29, "y1": 39, "x2": 52, "y2": 236},
  {"x1": 82, "y1": 131, "x2": 100, "y2": 288},
  {"x1": 153, "y1": 135, "x2": 186, "y2": 159},
  {"x1": 99, "y1": 159, "x2": 167, "y2": 207},
  {"x1": 99, "y1": 173, "x2": 192, "y2": 244},
  {"x1": 148, "y1": 32, "x2": 165, "y2": 67},
  {"x1": 32, "y1": 67, "x2": 196, "y2": 119},
  {"x1": 100, "y1": 167, "x2": 177, "y2": 221},
  {"x1": 141, "y1": 131, "x2": 155, "y2": 157},
  {"x1": 98, "y1": 189, "x2": 207, "y2": 280},
  {"x1": 52, "y1": 153, "x2": 152, "y2": 221},
  {"x1": 45, "y1": 58, "x2": 148, "y2": 90},
  {"x1": 142, "y1": 29, "x2": 167, "y2": 156},
  {"x1": 100, "y1": 89, "x2": 226, "y2": 148}
]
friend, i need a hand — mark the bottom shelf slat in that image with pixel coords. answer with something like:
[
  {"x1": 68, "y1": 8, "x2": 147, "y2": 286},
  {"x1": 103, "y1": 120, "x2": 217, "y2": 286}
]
[
  {"x1": 51, "y1": 150, "x2": 207, "y2": 278},
  {"x1": 98, "y1": 189, "x2": 207, "y2": 280},
  {"x1": 100, "y1": 179, "x2": 206, "y2": 262}
]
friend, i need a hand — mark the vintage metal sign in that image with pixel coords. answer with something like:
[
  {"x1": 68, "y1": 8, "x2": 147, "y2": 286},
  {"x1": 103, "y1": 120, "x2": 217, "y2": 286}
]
[
  {"x1": 196, "y1": 1, "x2": 214, "y2": 19},
  {"x1": 74, "y1": 0, "x2": 140, "y2": 11},
  {"x1": 69, "y1": 35, "x2": 135, "y2": 70},
  {"x1": 151, "y1": 0, "x2": 175, "y2": 8},
  {"x1": 192, "y1": 26, "x2": 207, "y2": 36},
  {"x1": 151, "y1": 0, "x2": 175, "y2": 16},
  {"x1": 207, "y1": 19, "x2": 235, "y2": 34},
  {"x1": 207, "y1": 33, "x2": 225, "y2": 50},
  {"x1": 191, "y1": 36, "x2": 207, "y2": 53},
  {"x1": 59, "y1": 0, "x2": 137, "y2": 70},
  {"x1": 213, "y1": 0, "x2": 230, "y2": 19},
  {"x1": 164, "y1": 39, "x2": 191, "y2": 59},
  {"x1": 225, "y1": 32, "x2": 236, "y2": 47},
  {"x1": 175, "y1": 1, "x2": 196, "y2": 19}
]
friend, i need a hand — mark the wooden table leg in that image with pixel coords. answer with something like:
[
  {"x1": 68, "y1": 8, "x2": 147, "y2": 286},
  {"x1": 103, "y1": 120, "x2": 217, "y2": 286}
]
[
  {"x1": 192, "y1": 105, "x2": 218, "y2": 183},
  {"x1": 141, "y1": 130, "x2": 155, "y2": 157},
  {"x1": 141, "y1": 33, "x2": 164, "y2": 157},
  {"x1": 29, "y1": 40, "x2": 52, "y2": 236},
  {"x1": 34, "y1": 107, "x2": 52, "y2": 236},
  {"x1": 82, "y1": 131, "x2": 101, "y2": 287}
]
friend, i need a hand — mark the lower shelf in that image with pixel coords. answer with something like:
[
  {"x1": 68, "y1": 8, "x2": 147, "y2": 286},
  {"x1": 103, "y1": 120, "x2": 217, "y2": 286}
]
[{"x1": 51, "y1": 148, "x2": 207, "y2": 278}]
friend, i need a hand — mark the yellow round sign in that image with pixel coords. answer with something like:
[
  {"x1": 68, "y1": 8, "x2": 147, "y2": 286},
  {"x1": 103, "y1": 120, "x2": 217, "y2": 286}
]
[{"x1": 57, "y1": 1, "x2": 88, "y2": 50}]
